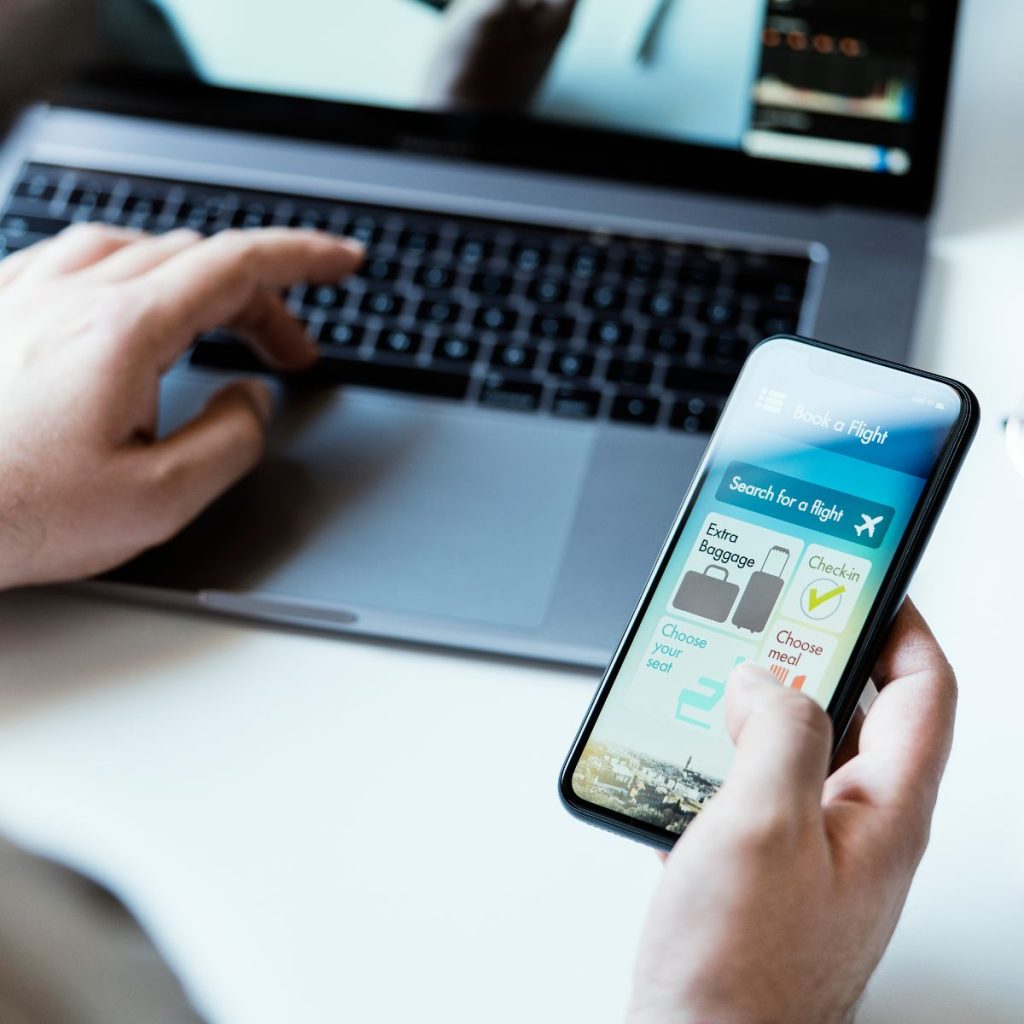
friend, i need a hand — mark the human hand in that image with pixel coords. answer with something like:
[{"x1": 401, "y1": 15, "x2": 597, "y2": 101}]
[
  {"x1": 628, "y1": 601, "x2": 956, "y2": 1024},
  {"x1": 0, "y1": 223, "x2": 362, "y2": 589},
  {"x1": 422, "y1": 0, "x2": 579, "y2": 109}
]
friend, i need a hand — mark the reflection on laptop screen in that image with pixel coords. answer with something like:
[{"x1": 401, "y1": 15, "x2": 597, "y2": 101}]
[{"x1": 142, "y1": 0, "x2": 930, "y2": 177}]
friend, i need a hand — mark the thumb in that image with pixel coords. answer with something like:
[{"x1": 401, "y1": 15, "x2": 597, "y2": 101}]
[
  {"x1": 719, "y1": 663, "x2": 833, "y2": 819},
  {"x1": 140, "y1": 379, "x2": 271, "y2": 542}
]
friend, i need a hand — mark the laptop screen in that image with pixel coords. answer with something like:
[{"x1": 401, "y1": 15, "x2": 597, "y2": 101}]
[{"x1": 116, "y1": 0, "x2": 942, "y2": 180}]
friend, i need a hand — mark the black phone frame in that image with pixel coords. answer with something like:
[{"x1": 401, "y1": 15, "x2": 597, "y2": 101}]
[{"x1": 558, "y1": 334, "x2": 979, "y2": 851}]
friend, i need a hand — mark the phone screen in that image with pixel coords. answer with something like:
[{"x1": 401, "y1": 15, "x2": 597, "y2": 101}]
[{"x1": 566, "y1": 338, "x2": 968, "y2": 837}]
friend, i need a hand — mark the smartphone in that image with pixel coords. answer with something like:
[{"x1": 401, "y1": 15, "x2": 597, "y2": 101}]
[{"x1": 559, "y1": 336, "x2": 978, "y2": 850}]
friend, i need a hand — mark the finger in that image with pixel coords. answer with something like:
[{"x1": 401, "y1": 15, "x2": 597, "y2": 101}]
[
  {"x1": 139, "y1": 229, "x2": 363, "y2": 362},
  {"x1": 81, "y1": 227, "x2": 203, "y2": 282},
  {"x1": 831, "y1": 706, "x2": 866, "y2": 771},
  {"x1": 15, "y1": 223, "x2": 145, "y2": 281},
  {"x1": 0, "y1": 244, "x2": 45, "y2": 288},
  {"x1": 719, "y1": 662, "x2": 833, "y2": 819},
  {"x1": 871, "y1": 599, "x2": 953, "y2": 692},
  {"x1": 531, "y1": 0, "x2": 581, "y2": 32},
  {"x1": 0, "y1": 231, "x2": 78, "y2": 287},
  {"x1": 134, "y1": 379, "x2": 272, "y2": 543},
  {"x1": 837, "y1": 600, "x2": 957, "y2": 812},
  {"x1": 223, "y1": 288, "x2": 318, "y2": 371}
]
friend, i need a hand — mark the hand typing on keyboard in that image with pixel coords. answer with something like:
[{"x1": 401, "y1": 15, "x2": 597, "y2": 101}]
[
  {"x1": 2, "y1": 163, "x2": 810, "y2": 430},
  {"x1": 0, "y1": 222, "x2": 363, "y2": 589}
]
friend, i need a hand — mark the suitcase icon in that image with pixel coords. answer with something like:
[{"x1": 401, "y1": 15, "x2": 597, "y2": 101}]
[
  {"x1": 731, "y1": 546, "x2": 790, "y2": 634},
  {"x1": 673, "y1": 565, "x2": 740, "y2": 623}
]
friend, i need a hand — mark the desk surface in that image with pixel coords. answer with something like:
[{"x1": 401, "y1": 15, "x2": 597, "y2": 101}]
[{"x1": 1, "y1": 0, "x2": 1023, "y2": 1020}]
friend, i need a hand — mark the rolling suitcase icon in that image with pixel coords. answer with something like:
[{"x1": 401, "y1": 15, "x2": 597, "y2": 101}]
[
  {"x1": 673, "y1": 565, "x2": 740, "y2": 623},
  {"x1": 731, "y1": 546, "x2": 790, "y2": 634}
]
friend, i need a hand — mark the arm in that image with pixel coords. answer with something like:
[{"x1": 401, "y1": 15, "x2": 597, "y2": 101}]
[
  {"x1": 422, "y1": 0, "x2": 580, "y2": 109},
  {"x1": 0, "y1": 224, "x2": 363, "y2": 589},
  {"x1": 629, "y1": 601, "x2": 956, "y2": 1024}
]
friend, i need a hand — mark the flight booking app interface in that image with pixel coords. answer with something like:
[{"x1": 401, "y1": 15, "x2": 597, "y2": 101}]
[{"x1": 571, "y1": 340, "x2": 961, "y2": 835}]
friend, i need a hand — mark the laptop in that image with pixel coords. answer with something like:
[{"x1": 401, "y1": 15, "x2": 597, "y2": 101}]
[{"x1": 0, "y1": 0, "x2": 959, "y2": 668}]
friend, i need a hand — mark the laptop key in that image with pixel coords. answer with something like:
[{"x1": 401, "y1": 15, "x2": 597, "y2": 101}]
[
  {"x1": 552, "y1": 386, "x2": 602, "y2": 419},
  {"x1": 415, "y1": 264, "x2": 455, "y2": 290},
  {"x1": 624, "y1": 249, "x2": 662, "y2": 281},
  {"x1": 67, "y1": 185, "x2": 111, "y2": 212},
  {"x1": 121, "y1": 193, "x2": 167, "y2": 222},
  {"x1": 478, "y1": 373, "x2": 544, "y2": 413},
  {"x1": 670, "y1": 396, "x2": 721, "y2": 434},
  {"x1": 586, "y1": 283, "x2": 624, "y2": 312},
  {"x1": 470, "y1": 271, "x2": 515, "y2": 298},
  {"x1": 754, "y1": 306, "x2": 799, "y2": 336},
  {"x1": 0, "y1": 213, "x2": 69, "y2": 239},
  {"x1": 529, "y1": 277, "x2": 569, "y2": 304},
  {"x1": 611, "y1": 393, "x2": 661, "y2": 425},
  {"x1": 701, "y1": 297, "x2": 740, "y2": 328},
  {"x1": 492, "y1": 343, "x2": 536, "y2": 372},
  {"x1": 347, "y1": 217, "x2": 382, "y2": 246},
  {"x1": 735, "y1": 270, "x2": 804, "y2": 305},
  {"x1": 664, "y1": 365, "x2": 735, "y2": 395},
  {"x1": 361, "y1": 257, "x2": 402, "y2": 283},
  {"x1": 703, "y1": 330, "x2": 749, "y2": 366},
  {"x1": 361, "y1": 290, "x2": 403, "y2": 317},
  {"x1": 568, "y1": 247, "x2": 604, "y2": 280},
  {"x1": 191, "y1": 337, "x2": 471, "y2": 399},
  {"x1": 549, "y1": 351, "x2": 594, "y2": 380},
  {"x1": 680, "y1": 261, "x2": 722, "y2": 290},
  {"x1": 231, "y1": 202, "x2": 272, "y2": 229},
  {"x1": 607, "y1": 358, "x2": 654, "y2": 387},
  {"x1": 434, "y1": 335, "x2": 479, "y2": 364},
  {"x1": 377, "y1": 328, "x2": 423, "y2": 357},
  {"x1": 646, "y1": 327, "x2": 691, "y2": 355},
  {"x1": 475, "y1": 305, "x2": 518, "y2": 332},
  {"x1": 531, "y1": 312, "x2": 576, "y2": 340},
  {"x1": 418, "y1": 298, "x2": 462, "y2": 325},
  {"x1": 288, "y1": 206, "x2": 329, "y2": 230},
  {"x1": 14, "y1": 170, "x2": 59, "y2": 203},
  {"x1": 303, "y1": 283, "x2": 345, "y2": 311},
  {"x1": 317, "y1": 321, "x2": 364, "y2": 348},
  {"x1": 644, "y1": 289, "x2": 681, "y2": 319},
  {"x1": 0, "y1": 231, "x2": 45, "y2": 255},
  {"x1": 511, "y1": 241, "x2": 548, "y2": 273},
  {"x1": 398, "y1": 228, "x2": 439, "y2": 255},
  {"x1": 589, "y1": 319, "x2": 632, "y2": 348},
  {"x1": 453, "y1": 236, "x2": 492, "y2": 265},
  {"x1": 177, "y1": 199, "x2": 227, "y2": 233}
]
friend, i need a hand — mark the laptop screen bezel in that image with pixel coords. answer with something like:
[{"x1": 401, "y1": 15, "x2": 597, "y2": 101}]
[{"x1": 59, "y1": 0, "x2": 960, "y2": 217}]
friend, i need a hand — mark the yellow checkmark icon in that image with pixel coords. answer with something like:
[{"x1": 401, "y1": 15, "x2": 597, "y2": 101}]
[{"x1": 807, "y1": 584, "x2": 845, "y2": 611}]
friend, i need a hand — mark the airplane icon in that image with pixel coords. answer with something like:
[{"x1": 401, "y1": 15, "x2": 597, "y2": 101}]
[{"x1": 854, "y1": 513, "x2": 884, "y2": 539}]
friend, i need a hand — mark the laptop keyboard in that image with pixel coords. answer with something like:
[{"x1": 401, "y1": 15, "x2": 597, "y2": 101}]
[{"x1": 0, "y1": 163, "x2": 816, "y2": 433}]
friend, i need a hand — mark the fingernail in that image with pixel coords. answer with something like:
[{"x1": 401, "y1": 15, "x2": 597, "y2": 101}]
[
  {"x1": 730, "y1": 662, "x2": 781, "y2": 689},
  {"x1": 339, "y1": 238, "x2": 365, "y2": 261}
]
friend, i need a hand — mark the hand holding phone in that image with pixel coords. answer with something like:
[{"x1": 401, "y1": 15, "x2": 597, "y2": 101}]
[
  {"x1": 627, "y1": 601, "x2": 957, "y2": 1023},
  {"x1": 561, "y1": 336, "x2": 977, "y2": 847}
]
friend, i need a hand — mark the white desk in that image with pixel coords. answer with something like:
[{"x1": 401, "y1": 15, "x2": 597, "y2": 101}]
[{"x1": 1, "y1": 0, "x2": 1023, "y2": 1020}]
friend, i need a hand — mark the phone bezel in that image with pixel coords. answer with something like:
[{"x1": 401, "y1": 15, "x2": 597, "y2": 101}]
[{"x1": 558, "y1": 334, "x2": 979, "y2": 851}]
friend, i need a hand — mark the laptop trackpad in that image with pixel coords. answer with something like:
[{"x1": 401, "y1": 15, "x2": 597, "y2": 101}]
[{"x1": 115, "y1": 379, "x2": 595, "y2": 630}]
